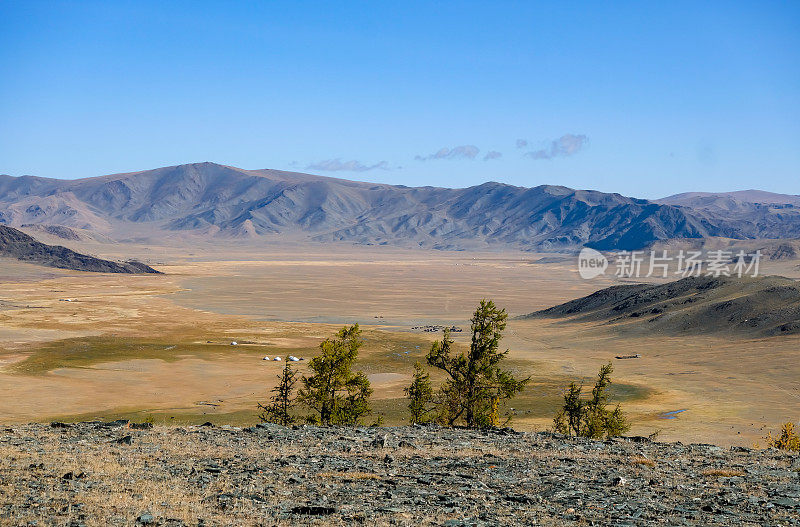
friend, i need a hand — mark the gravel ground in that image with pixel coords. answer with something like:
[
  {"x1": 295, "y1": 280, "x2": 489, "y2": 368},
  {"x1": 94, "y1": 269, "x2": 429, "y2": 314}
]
[{"x1": 0, "y1": 421, "x2": 798, "y2": 526}]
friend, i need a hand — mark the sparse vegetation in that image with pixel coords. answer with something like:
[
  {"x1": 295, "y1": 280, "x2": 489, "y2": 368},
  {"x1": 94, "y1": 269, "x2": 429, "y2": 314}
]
[
  {"x1": 701, "y1": 468, "x2": 746, "y2": 477},
  {"x1": 298, "y1": 324, "x2": 373, "y2": 426},
  {"x1": 257, "y1": 359, "x2": 298, "y2": 426},
  {"x1": 763, "y1": 422, "x2": 800, "y2": 451},
  {"x1": 427, "y1": 300, "x2": 529, "y2": 428},
  {"x1": 316, "y1": 471, "x2": 380, "y2": 481},
  {"x1": 554, "y1": 362, "x2": 630, "y2": 439},
  {"x1": 2, "y1": 421, "x2": 797, "y2": 525},
  {"x1": 629, "y1": 456, "x2": 656, "y2": 467},
  {"x1": 405, "y1": 361, "x2": 434, "y2": 424}
]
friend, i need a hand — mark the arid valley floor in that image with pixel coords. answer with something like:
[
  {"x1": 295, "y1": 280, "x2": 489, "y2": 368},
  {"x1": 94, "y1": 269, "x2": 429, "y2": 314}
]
[{"x1": 2, "y1": 239, "x2": 799, "y2": 447}]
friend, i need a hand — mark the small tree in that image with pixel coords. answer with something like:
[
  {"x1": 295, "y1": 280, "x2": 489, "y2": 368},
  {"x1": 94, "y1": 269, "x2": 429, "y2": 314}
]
[
  {"x1": 554, "y1": 362, "x2": 630, "y2": 439},
  {"x1": 764, "y1": 422, "x2": 800, "y2": 451},
  {"x1": 258, "y1": 359, "x2": 298, "y2": 426},
  {"x1": 427, "y1": 300, "x2": 529, "y2": 428},
  {"x1": 298, "y1": 324, "x2": 373, "y2": 426},
  {"x1": 553, "y1": 381, "x2": 583, "y2": 437},
  {"x1": 405, "y1": 361, "x2": 434, "y2": 424}
]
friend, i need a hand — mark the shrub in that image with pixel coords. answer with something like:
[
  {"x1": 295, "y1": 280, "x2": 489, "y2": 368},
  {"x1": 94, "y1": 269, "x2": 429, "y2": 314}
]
[
  {"x1": 554, "y1": 362, "x2": 630, "y2": 439},
  {"x1": 764, "y1": 422, "x2": 800, "y2": 452}
]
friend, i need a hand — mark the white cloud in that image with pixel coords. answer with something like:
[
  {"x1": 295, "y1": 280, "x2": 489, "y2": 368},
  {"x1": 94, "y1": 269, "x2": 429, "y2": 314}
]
[
  {"x1": 415, "y1": 145, "x2": 480, "y2": 161},
  {"x1": 526, "y1": 134, "x2": 588, "y2": 160},
  {"x1": 516, "y1": 139, "x2": 528, "y2": 149},
  {"x1": 483, "y1": 151, "x2": 502, "y2": 161},
  {"x1": 306, "y1": 159, "x2": 390, "y2": 172}
]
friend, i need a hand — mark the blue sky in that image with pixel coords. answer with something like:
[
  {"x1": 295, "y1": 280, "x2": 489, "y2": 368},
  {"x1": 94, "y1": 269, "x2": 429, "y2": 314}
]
[{"x1": 1, "y1": 1, "x2": 798, "y2": 198}]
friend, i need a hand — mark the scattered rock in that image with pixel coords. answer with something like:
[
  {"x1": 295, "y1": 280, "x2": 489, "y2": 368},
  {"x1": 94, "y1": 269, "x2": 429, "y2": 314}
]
[
  {"x1": 136, "y1": 512, "x2": 155, "y2": 524},
  {"x1": 372, "y1": 434, "x2": 389, "y2": 448},
  {"x1": 129, "y1": 422, "x2": 153, "y2": 430},
  {"x1": 611, "y1": 476, "x2": 627, "y2": 487},
  {"x1": 102, "y1": 419, "x2": 130, "y2": 429},
  {"x1": 1, "y1": 422, "x2": 797, "y2": 525},
  {"x1": 290, "y1": 505, "x2": 336, "y2": 516}
]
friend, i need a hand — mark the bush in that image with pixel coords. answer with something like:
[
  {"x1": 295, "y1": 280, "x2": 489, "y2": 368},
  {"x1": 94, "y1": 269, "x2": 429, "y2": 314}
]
[
  {"x1": 298, "y1": 324, "x2": 373, "y2": 426},
  {"x1": 554, "y1": 362, "x2": 630, "y2": 439},
  {"x1": 764, "y1": 422, "x2": 800, "y2": 451}
]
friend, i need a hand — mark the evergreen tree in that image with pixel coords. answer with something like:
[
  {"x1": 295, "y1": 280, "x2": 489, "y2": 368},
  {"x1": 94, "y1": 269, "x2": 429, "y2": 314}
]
[
  {"x1": 298, "y1": 324, "x2": 373, "y2": 426},
  {"x1": 427, "y1": 300, "x2": 529, "y2": 428},
  {"x1": 405, "y1": 361, "x2": 434, "y2": 424},
  {"x1": 553, "y1": 381, "x2": 583, "y2": 436},
  {"x1": 258, "y1": 360, "x2": 298, "y2": 426},
  {"x1": 554, "y1": 362, "x2": 630, "y2": 439}
]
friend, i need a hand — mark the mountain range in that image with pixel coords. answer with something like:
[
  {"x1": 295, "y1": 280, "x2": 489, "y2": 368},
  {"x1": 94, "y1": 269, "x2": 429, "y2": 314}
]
[{"x1": 1, "y1": 162, "x2": 799, "y2": 251}]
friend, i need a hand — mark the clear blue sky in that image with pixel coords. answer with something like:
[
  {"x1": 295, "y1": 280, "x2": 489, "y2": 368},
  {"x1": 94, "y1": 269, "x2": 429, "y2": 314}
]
[{"x1": 1, "y1": 1, "x2": 798, "y2": 198}]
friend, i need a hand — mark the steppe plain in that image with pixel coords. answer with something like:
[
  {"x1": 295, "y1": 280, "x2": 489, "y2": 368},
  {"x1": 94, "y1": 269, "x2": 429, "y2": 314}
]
[{"x1": 2, "y1": 238, "x2": 800, "y2": 447}]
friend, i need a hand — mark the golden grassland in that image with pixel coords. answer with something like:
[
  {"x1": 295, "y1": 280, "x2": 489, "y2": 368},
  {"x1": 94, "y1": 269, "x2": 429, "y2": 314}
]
[{"x1": 1, "y1": 242, "x2": 799, "y2": 445}]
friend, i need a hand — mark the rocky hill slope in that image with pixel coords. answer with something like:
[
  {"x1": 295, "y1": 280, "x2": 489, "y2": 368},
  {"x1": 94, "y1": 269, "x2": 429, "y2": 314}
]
[
  {"x1": 0, "y1": 162, "x2": 768, "y2": 251},
  {"x1": 1, "y1": 421, "x2": 797, "y2": 526},
  {"x1": 0, "y1": 225, "x2": 160, "y2": 273},
  {"x1": 524, "y1": 275, "x2": 800, "y2": 337}
]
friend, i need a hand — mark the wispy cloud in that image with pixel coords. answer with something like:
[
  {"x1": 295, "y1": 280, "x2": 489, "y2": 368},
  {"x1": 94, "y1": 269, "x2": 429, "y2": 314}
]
[
  {"x1": 415, "y1": 145, "x2": 479, "y2": 161},
  {"x1": 526, "y1": 134, "x2": 588, "y2": 160},
  {"x1": 483, "y1": 151, "x2": 502, "y2": 161},
  {"x1": 516, "y1": 139, "x2": 528, "y2": 149},
  {"x1": 306, "y1": 159, "x2": 390, "y2": 172}
]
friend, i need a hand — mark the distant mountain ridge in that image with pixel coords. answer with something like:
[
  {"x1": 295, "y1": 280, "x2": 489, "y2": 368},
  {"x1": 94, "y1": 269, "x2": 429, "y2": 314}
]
[
  {"x1": 0, "y1": 225, "x2": 160, "y2": 273},
  {"x1": 0, "y1": 162, "x2": 798, "y2": 251},
  {"x1": 657, "y1": 191, "x2": 800, "y2": 240},
  {"x1": 659, "y1": 190, "x2": 800, "y2": 207}
]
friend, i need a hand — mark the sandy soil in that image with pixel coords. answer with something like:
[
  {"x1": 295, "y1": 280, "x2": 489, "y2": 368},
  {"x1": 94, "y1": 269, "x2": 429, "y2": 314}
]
[{"x1": 1, "y1": 244, "x2": 799, "y2": 446}]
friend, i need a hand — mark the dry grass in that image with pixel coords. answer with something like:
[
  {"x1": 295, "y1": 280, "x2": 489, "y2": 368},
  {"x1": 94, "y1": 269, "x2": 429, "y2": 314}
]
[
  {"x1": 701, "y1": 468, "x2": 745, "y2": 477},
  {"x1": 316, "y1": 471, "x2": 381, "y2": 480},
  {"x1": 629, "y1": 456, "x2": 656, "y2": 467}
]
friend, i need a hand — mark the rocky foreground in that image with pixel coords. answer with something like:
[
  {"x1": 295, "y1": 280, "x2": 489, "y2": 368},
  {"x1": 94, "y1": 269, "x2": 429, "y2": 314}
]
[{"x1": 1, "y1": 422, "x2": 798, "y2": 526}]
